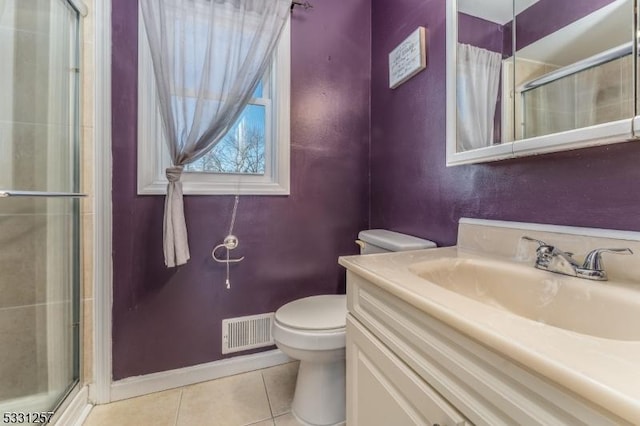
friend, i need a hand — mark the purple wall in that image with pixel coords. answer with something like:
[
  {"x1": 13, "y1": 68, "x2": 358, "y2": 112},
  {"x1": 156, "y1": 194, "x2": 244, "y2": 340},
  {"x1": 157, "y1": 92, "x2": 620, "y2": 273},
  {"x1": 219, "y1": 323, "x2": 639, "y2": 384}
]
[
  {"x1": 458, "y1": 13, "x2": 504, "y2": 54},
  {"x1": 459, "y1": 0, "x2": 616, "y2": 58},
  {"x1": 111, "y1": 0, "x2": 371, "y2": 379},
  {"x1": 370, "y1": 0, "x2": 640, "y2": 247},
  {"x1": 516, "y1": 0, "x2": 616, "y2": 50},
  {"x1": 112, "y1": 0, "x2": 639, "y2": 381}
]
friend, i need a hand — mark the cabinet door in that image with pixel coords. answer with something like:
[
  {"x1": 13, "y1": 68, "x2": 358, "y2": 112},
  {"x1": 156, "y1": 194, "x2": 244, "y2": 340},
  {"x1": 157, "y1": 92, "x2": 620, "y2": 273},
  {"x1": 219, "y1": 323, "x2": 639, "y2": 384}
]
[{"x1": 347, "y1": 316, "x2": 469, "y2": 426}]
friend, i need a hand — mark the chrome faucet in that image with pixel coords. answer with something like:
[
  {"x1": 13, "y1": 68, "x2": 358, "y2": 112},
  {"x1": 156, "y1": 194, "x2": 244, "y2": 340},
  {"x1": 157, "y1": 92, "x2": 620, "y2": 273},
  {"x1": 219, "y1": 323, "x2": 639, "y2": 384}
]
[{"x1": 521, "y1": 236, "x2": 633, "y2": 281}]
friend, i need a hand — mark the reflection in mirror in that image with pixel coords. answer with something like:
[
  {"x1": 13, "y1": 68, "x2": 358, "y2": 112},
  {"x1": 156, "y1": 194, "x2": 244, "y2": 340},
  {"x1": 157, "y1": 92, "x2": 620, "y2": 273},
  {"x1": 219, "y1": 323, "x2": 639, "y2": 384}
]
[
  {"x1": 510, "y1": 0, "x2": 634, "y2": 141},
  {"x1": 456, "y1": 0, "x2": 516, "y2": 152},
  {"x1": 637, "y1": 0, "x2": 640, "y2": 120},
  {"x1": 455, "y1": 0, "x2": 635, "y2": 155}
]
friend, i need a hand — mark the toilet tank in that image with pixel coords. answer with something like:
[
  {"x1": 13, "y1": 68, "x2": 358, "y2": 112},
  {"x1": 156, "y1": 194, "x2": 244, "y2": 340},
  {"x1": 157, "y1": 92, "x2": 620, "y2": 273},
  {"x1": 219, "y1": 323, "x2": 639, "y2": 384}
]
[{"x1": 357, "y1": 229, "x2": 437, "y2": 254}]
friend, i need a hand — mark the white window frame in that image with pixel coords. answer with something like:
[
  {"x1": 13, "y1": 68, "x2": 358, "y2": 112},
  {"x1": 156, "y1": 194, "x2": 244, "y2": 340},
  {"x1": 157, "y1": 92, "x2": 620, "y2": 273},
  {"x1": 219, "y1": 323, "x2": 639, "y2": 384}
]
[{"x1": 137, "y1": 10, "x2": 290, "y2": 195}]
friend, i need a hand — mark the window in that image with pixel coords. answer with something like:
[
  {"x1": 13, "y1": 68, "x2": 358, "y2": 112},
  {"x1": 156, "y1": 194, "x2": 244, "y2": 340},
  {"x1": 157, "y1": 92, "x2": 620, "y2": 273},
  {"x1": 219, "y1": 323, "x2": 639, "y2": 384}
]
[
  {"x1": 137, "y1": 10, "x2": 290, "y2": 195},
  {"x1": 184, "y1": 83, "x2": 268, "y2": 175}
]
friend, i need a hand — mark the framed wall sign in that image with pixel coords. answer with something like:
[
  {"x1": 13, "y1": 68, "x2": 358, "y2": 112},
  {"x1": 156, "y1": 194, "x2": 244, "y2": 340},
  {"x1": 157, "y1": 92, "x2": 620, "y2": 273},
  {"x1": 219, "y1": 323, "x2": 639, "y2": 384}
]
[{"x1": 389, "y1": 26, "x2": 427, "y2": 89}]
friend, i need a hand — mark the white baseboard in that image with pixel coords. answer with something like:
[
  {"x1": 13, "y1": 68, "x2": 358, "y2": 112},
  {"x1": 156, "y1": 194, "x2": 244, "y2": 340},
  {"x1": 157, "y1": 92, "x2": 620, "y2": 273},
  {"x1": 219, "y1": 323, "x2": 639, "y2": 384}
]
[
  {"x1": 52, "y1": 386, "x2": 93, "y2": 426},
  {"x1": 108, "y1": 349, "x2": 291, "y2": 403}
]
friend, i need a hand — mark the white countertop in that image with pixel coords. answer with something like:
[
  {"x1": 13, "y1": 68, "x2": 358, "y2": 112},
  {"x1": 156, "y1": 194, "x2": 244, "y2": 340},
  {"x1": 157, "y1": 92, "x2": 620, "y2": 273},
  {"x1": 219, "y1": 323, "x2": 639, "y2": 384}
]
[{"x1": 339, "y1": 246, "x2": 640, "y2": 424}]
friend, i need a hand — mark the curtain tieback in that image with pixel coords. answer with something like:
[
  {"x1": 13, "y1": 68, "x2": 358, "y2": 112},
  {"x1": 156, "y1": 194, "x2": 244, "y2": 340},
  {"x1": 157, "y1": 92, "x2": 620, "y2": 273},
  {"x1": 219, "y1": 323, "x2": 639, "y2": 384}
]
[{"x1": 166, "y1": 166, "x2": 183, "y2": 183}]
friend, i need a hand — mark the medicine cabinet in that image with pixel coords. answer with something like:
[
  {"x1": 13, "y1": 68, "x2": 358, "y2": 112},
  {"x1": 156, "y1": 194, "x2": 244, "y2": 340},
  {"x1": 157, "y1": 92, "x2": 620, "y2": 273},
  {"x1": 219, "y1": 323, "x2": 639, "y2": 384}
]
[{"x1": 446, "y1": 0, "x2": 638, "y2": 165}]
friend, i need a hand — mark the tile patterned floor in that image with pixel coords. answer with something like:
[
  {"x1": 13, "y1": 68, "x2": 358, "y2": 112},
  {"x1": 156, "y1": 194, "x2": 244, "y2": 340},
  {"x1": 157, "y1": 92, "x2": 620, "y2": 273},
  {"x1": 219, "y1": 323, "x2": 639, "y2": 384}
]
[{"x1": 83, "y1": 362, "x2": 302, "y2": 426}]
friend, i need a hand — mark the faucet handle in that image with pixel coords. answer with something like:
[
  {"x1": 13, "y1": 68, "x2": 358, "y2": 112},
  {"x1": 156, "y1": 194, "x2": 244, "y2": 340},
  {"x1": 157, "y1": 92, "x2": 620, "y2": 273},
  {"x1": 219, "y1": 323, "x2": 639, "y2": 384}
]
[
  {"x1": 521, "y1": 236, "x2": 556, "y2": 257},
  {"x1": 582, "y1": 248, "x2": 633, "y2": 271},
  {"x1": 521, "y1": 236, "x2": 557, "y2": 267},
  {"x1": 521, "y1": 236, "x2": 549, "y2": 247}
]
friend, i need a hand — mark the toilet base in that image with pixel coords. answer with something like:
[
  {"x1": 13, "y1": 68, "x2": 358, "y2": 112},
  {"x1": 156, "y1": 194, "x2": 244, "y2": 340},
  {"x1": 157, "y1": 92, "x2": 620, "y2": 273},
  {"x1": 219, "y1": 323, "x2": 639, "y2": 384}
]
[
  {"x1": 291, "y1": 355, "x2": 346, "y2": 426},
  {"x1": 290, "y1": 410, "x2": 345, "y2": 426}
]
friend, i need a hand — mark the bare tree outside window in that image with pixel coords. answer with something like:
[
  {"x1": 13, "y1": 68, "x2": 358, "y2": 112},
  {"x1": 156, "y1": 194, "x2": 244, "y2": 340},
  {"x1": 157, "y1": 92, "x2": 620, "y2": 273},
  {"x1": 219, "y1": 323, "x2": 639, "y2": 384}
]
[
  {"x1": 185, "y1": 103, "x2": 267, "y2": 175},
  {"x1": 188, "y1": 125, "x2": 265, "y2": 174}
]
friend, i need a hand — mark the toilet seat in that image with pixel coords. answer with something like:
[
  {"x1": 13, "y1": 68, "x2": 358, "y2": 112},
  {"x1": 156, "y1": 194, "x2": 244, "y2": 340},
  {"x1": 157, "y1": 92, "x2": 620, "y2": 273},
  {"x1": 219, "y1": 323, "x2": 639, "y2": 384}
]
[
  {"x1": 275, "y1": 295, "x2": 347, "y2": 330},
  {"x1": 273, "y1": 295, "x2": 347, "y2": 351}
]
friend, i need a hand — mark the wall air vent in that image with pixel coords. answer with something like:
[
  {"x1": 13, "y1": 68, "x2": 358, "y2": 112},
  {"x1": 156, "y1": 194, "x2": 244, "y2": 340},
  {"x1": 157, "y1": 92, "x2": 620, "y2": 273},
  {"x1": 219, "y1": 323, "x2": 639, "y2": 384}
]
[{"x1": 222, "y1": 313, "x2": 275, "y2": 354}]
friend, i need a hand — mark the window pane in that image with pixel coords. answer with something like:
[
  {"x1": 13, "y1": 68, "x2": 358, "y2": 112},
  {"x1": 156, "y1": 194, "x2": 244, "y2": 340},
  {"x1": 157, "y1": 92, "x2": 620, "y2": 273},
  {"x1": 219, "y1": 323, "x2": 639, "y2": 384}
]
[
  {"x1": 174, "y1": 17, "x2": 267, "y2": 97},
  {"x1": 253, "y1": 80, "x2": 263, "y2": 98},
  {"x1": 185, "y1": 104, "x2": 266, "y2": 175}
]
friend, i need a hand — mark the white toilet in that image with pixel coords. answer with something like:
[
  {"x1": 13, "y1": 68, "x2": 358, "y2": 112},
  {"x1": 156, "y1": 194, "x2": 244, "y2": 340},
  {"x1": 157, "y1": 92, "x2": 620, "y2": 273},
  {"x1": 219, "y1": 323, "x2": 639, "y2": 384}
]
[{"x1": 273, "y1": 229, "x2": 436, "y2": 426}]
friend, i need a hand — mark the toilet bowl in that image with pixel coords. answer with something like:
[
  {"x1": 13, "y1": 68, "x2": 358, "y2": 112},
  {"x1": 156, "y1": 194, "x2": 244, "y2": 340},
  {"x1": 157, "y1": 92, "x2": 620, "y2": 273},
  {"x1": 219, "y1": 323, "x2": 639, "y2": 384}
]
[
  {"x1": 273, "y1": 295, "x2": 347, "y2": 426},
  {"x1": 272, "y1": 230, "x2": 437, "y2": 425}
]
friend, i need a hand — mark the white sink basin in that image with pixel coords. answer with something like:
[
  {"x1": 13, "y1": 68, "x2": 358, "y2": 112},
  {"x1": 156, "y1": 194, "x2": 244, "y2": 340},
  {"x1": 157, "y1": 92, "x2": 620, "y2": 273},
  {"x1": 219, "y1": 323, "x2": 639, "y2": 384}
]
[{"x1": 408, "y1": 257, "x2": 640, "y2": 341}]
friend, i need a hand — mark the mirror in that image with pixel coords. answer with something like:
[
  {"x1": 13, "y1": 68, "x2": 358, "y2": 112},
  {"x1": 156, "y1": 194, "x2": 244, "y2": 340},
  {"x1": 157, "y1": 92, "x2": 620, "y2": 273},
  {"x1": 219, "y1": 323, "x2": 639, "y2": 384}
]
[
  {"x1": 447, "y1": 0, "x2": 637, "y2": 164},
  {"x1": 455, "y1": 0, "x2": 514, "y2": 152}
]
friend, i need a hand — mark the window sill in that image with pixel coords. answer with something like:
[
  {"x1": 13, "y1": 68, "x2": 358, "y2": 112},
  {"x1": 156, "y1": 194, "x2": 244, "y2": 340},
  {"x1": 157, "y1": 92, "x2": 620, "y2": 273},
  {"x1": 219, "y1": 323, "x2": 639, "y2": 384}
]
[{"x1": 137, "y1": 174, "x2": 290, "y2": 196}]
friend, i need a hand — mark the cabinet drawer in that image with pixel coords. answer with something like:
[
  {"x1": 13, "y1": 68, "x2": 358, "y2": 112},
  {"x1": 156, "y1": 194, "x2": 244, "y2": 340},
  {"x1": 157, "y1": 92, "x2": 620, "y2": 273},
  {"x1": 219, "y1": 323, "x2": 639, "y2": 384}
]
[{"x1": 347, "y1": 315, "x2": 469, "y2": 426}]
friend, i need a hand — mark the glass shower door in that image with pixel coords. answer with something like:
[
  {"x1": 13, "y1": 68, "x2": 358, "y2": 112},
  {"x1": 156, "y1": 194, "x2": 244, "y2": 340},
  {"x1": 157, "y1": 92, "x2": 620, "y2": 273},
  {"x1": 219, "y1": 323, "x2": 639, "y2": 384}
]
[{"x1": 0, "y1": 0, "x2": 81, "y2": 419}]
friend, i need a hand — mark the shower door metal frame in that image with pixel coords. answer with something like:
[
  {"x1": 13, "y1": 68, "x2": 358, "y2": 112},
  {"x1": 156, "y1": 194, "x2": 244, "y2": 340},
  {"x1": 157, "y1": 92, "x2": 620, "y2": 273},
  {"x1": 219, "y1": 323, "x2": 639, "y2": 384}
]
[
  {"x1": 48, "y1": 0, "x2": 83, "y2": 408},
  {"x1": 0, "y1": 0, "x2": 87, "y2": 415}
]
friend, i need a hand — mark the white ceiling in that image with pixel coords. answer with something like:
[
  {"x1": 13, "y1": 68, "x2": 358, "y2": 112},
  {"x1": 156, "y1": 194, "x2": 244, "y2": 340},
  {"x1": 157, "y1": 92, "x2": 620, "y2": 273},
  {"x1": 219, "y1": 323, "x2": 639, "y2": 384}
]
[{"x1": 458, "y1": 0, "x2": 539, "y2": 25}]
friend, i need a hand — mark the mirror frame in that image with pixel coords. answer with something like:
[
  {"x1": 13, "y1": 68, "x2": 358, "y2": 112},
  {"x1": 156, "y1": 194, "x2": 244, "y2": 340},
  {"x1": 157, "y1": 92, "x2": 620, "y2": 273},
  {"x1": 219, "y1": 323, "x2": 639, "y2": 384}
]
[{"x1": 446, "y1": 0, "x2": 638, "y2": 166}]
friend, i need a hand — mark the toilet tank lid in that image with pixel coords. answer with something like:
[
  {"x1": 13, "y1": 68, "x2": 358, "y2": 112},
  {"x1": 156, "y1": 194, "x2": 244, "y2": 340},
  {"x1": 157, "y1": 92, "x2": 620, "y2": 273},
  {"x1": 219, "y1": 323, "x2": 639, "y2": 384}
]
[{"x1": 358, "y1": 229, "x2": 437, "y2": 252}]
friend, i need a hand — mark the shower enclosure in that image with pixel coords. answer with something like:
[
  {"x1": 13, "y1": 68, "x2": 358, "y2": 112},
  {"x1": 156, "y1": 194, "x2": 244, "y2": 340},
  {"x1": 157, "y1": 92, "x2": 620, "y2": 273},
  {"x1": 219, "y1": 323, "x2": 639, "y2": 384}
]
[
  {"x1": 519, "y1": 53, "x2": 634, "y2": 140},
  {"x1": 0, "y1": 0, "x2": 83, "y2": 419}
]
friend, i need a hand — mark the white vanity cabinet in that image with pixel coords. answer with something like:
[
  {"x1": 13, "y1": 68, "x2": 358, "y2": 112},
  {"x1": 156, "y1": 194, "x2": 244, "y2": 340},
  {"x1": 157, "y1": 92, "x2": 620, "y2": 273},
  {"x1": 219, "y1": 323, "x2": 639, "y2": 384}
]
[
  {"x1": 345, "y1": 271, "x2": 630, "y2": 426},
  {"x1": 347, "y1": 317, "x2": 468, "y2": 426}
]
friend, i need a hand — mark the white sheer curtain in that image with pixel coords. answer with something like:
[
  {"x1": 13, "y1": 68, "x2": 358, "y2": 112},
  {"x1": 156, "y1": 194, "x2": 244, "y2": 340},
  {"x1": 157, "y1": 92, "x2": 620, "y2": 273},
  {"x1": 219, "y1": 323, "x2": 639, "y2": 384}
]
[
  {"x1": 140, "y1": 0, "x2": 291, "y2": 267},
  {"x1": 456, "y1": 43, "x2": 502, "y2": 151}
]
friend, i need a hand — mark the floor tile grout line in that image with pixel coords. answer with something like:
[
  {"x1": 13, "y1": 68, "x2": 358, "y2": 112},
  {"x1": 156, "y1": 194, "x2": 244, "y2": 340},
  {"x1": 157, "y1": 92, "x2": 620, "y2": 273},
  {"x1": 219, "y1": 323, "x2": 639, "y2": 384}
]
[
  {"x1": 84, "y1": 365, "x2": 296, "y2": 426},
  {"x1": 173, "y1": 388, "x2": 184, "y2": 426},
  {"x1": 244, "y1": 419, "x2": 276, "y2": 426},
  {"x1": 261, "y1": 370, "x2": 275, "y2": 422}
]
